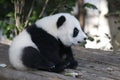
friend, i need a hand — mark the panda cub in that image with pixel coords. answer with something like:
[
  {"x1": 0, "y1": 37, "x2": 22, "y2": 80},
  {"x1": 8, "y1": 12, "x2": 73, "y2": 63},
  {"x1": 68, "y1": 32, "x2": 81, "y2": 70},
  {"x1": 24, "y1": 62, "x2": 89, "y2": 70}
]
[{"x1": 9, "y1": 13, "x2": 87, "y2": 72}]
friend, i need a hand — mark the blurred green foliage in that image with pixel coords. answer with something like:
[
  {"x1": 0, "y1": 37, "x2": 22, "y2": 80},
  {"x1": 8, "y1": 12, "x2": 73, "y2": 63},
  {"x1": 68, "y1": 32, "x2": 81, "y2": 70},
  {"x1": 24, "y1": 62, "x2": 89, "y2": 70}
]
[
  {"x1": 83, "y1": 3, "x2": 97, "y2": 9},
  {"x1": 0, "y1": 0, "x2": 76, "y2": 39}
]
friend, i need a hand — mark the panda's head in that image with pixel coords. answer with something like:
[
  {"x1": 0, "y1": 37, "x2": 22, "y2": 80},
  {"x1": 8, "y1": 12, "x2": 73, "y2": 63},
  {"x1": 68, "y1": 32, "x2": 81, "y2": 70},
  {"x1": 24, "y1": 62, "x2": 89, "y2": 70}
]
[
  {"x1": 36, "y1": 13, "x2": 87, "y2": 46},
  {"x1": 56, "y1": 13, "x2": 87, "y2": 46}
]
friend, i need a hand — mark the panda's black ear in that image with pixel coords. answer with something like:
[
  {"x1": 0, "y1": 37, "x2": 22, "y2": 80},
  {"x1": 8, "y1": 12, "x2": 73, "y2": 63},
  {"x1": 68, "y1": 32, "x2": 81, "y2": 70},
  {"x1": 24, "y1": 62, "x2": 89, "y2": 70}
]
[{"x1": 57, "y1": 15, "x2": 66, "y2": 28}]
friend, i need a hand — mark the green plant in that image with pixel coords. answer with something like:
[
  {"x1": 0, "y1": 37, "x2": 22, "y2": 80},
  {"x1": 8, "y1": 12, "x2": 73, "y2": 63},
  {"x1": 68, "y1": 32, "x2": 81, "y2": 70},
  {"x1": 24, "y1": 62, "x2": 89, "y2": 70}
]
[
  {"x1": 83, "y1": 3, "x2": 97, "y2": 9},
  {"x1": 0, "y1": 0, "x2": 76, "y2": 40}
]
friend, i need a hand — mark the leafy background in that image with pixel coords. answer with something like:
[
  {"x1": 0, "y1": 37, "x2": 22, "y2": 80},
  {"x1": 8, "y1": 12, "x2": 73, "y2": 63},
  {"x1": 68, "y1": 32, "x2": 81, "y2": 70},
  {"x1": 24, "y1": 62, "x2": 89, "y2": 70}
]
[{"x1": 0, "y1": 0, "x2": 76, "y2": 40}]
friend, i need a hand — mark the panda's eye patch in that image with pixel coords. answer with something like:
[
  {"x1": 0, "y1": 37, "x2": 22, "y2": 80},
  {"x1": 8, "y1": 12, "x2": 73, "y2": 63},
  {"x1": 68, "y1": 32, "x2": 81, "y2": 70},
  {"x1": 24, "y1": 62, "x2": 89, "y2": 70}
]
[{"x1": 73, "y1": 27, "x2": 79, "y2": 37}]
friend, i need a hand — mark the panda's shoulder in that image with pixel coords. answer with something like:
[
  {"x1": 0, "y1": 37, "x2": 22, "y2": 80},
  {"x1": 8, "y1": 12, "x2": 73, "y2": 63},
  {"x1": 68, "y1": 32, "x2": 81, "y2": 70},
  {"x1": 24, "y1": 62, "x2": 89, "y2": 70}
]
[{"x1": 25, "y1": 23, "x2": 58, "y2": 43}]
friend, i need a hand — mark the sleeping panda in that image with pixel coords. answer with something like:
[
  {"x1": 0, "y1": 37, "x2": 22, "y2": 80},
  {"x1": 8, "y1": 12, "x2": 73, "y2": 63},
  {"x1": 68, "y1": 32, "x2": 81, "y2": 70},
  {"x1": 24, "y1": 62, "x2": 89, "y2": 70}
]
[{"x1": 9, "y1": 13, "x2": 87, "y2": 73}]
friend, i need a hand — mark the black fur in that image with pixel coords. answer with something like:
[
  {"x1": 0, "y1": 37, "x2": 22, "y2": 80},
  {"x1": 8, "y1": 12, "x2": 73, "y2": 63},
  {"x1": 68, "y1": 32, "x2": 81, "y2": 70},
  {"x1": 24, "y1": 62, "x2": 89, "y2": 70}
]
[
  {"x1": 57, "y1": 15, "x2": 66, "y2": 28},
  {"x1": 22, "y1": 24, "x2": 77, "y2": 72},
  {"x1": 73, "y1": 27, "x2": 79, "y2": 37}
]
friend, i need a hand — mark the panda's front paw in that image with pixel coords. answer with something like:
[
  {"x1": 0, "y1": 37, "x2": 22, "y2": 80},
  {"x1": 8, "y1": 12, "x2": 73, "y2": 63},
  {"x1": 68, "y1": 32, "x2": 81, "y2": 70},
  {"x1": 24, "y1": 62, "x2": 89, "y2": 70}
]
[
  {"x1": 63, "y1": 62, "x2": 71, "y2": 68},
  {"x1": 49, "y1": 64, "x2": 55, "y2": 70},
  {"x1": 47, "y1": 62, "x2": 56, "y2": 70},
  {"x1": 66, "y1": 60, "x2": 78, "y2": 69}
]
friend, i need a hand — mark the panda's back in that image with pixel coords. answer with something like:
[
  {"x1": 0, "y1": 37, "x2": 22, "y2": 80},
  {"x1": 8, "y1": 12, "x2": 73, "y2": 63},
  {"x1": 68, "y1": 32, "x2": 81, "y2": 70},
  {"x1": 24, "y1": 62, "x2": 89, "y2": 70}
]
[
  {"x1": 9, "y1": 24, "x2": 60, "y2": 70},
  {"x1": 26, "y1": 24, "x2": 60, "y2": 61}
]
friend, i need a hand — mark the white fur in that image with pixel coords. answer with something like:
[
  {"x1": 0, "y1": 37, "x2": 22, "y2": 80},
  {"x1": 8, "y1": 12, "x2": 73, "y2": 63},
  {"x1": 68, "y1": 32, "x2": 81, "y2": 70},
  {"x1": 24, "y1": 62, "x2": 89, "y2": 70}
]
[
  {"x1": 9, "y1": 13, "x2": 87, "y2": 70},
  {"x1": 36, "y1": 13, "x2": 87, "y2": 46},
  {"x1": 9, "y1": 30, "x2": 38, "y2": 70}
]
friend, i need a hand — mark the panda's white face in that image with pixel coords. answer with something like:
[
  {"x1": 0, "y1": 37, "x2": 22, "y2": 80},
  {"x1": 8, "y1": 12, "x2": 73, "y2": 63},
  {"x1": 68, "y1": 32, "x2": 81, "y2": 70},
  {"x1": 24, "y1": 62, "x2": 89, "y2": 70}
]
[
  {"x1": 57, "y1": 14, "x2": 87, "y2": 46},
  {"x1": 36, "y1": 13, "x2": 87, "y2": 46}
]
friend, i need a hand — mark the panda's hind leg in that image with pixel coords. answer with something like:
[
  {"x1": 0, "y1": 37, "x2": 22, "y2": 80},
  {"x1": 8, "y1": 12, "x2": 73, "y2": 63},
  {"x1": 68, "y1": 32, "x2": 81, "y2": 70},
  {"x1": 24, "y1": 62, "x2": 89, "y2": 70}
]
[{"x1": 22, "y1": 46, "x2": 55, "y2": 71}]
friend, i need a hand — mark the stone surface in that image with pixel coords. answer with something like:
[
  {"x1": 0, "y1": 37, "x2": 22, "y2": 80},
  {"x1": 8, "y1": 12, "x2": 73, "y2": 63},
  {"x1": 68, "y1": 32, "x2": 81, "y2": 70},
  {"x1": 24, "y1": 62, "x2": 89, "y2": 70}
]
[{"x1": 0, "y1": 43, "x2": 120, "y2": 80}]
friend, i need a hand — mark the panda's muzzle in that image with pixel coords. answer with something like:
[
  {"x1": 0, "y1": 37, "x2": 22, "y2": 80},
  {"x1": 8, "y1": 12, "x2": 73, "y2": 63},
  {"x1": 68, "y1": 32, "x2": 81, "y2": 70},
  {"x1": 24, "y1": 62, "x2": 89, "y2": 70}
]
[{"x1": 77, "y1": 38, "x2": 87, "y2": 43}]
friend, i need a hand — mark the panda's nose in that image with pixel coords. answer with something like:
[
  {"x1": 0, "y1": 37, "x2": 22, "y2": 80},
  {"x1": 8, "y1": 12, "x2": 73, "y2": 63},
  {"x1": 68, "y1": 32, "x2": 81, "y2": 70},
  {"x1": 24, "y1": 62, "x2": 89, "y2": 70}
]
[
  {"x1": 77, "y1": 41, "x2": 81, "y2": 43},
  {"x1": 84, "y1": 38, "x2": 87, "y2": 40}
]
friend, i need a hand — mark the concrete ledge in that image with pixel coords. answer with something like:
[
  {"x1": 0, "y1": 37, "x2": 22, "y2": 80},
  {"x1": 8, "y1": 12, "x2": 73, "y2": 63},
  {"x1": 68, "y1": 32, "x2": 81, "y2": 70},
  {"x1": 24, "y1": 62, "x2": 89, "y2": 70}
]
[{"x1": 0, "y1": 43, "x2": 120, "y2": 80}]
